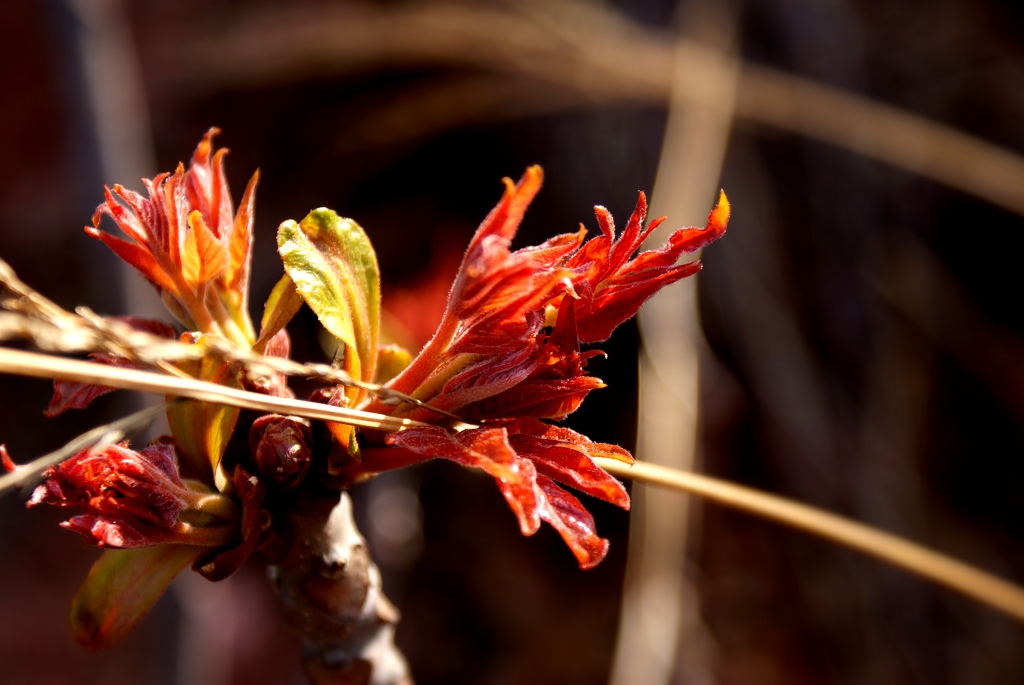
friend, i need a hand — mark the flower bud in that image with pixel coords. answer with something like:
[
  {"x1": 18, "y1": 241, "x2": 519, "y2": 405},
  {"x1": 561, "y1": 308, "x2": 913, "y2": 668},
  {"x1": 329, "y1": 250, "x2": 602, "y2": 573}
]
[
  {"x1": 248, "y1": 414, "x2": 313, "y2": 488},
  {"x1": 29, "y1": 440, "x2": 237, "y2": 549}
]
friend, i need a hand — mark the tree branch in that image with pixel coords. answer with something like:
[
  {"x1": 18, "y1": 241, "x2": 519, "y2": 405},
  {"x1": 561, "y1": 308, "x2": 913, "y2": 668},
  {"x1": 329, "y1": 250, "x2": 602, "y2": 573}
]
[{"x1": 270, "y1": 493, "x2": 411, "y2": 685}]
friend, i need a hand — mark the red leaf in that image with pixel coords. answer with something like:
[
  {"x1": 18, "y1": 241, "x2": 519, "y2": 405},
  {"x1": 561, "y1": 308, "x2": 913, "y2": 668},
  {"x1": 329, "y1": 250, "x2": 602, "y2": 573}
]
[
  {"x1": 181, "y1": 210, "x2": 228, "y2": 287},
  {"x1": 535, "y1": 475, "x2": 609, "y2": 569},
  {"x1": 227, "y1": 171, "x2": 259, "y2": 298},
  {"x1": 30, "y1": 442, "x2": 189, "y2": 548},
  {"x1": 94, "y1": 185, "x2": 152, "y2": 247},
  {"x1": 462, "y1": 377, "x2": 605, "y2": 421},
  {"x1": 45, "y1": 319, "x2": 175, "y2": 417},
  {"x1": 45, "y1": 354, "x2": 138, "y2": 417},
  {"x1": 83, "y1": 227, "x2": 178, "y2": 294},
  {"x1": 387, "y1": 425, "x2": 540, "y2": 535},
  {"x1": 86, "y1": 129, "x2": 261, "y2": 340},
  {"x1": 507, "y1": 418, "x2": 631, "y2": 508},
  {"x1": 185, "y1": 130, "x2": 234, "y2": 239},
  {"x1": 1, "y1": 444, "x2": 17, "y2": 473},
  {"x1": 569, "y1": 190, "x2": 730, "y2": 344},
  {"x1": 363, "y1": 170, "x2": 728, "y2": 569},
  {"x1": 46, "y1": 375, "x2": 114, "y2": 418},
  {"x1": 385, "y1": 420, "x2": 628, "y2": 568}
]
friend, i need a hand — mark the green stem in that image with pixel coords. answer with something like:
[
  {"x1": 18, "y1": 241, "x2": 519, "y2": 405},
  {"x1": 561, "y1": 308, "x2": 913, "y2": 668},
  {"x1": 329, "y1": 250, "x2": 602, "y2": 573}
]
[
  {"x1": 205, "y1": 288, "x2": 253, "y2": 348},
  {"x1": 189, "y1": 493, "x2": 240, "y2": 521},
  {"x1": 175, "y1": 521, "x2": 239, "y2": 548}
]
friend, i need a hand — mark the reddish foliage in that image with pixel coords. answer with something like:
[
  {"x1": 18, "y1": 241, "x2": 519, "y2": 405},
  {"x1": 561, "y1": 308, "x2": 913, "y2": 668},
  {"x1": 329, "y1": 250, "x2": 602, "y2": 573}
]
[
  {"x1": 358, "y1": 168, "x2": 728, "y2": 566},
  {"x1": 29, "y1": 441, "x2": 196, "y2": 548},
  {"x1": 386, "y1": 420, "x2": 630, "y2": 568},
  {"x1": 45, "y1": 317, "x2": 176, "y2": 417},
  {"x1": 85, "y1": 129, "x2": 258, "y2": 338}
]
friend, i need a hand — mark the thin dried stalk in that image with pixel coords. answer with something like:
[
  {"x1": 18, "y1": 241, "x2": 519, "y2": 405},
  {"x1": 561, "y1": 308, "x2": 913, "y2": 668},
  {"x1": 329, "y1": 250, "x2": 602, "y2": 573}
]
[
  {"x1": 596, "y1": 457, "x2": 1024, "y2": 624},
  {"x1": 0, "y1": 402, "x2": 170, "y2": 494},
  {"x1": 6, "y1": 345, "x2": 1024, "y2": 625},
  {"x1": 0, "y1": 348, "x2": 427, "y2": 434},
  {"x1": 0, "y1": 258, "x2": 457, "y2": 419}
]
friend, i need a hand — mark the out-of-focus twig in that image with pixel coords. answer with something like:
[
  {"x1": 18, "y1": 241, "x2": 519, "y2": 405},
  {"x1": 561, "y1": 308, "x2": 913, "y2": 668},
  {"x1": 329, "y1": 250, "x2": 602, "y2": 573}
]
[
  {"x1": 333, "y1": 75, "x2": 584, "y2": 156},
  {"x1": 156, "y1": 0, "x2": 1024, "y2": 216},
  {"x1": 65, "y1": 0, "x2": 166, "y2": 322},
  {"x1": 611, "y1": 3, "x2": 737, "y2": 684},
  {"x1": 66, "y1": 0, "x2": 155, "y2": 186},
  {"x1": 873, "y1": 236, "x2": 1024, "y2": 424},
  {"x1": 596, "y1": 457, "x2": 1024, "y2": 624}
]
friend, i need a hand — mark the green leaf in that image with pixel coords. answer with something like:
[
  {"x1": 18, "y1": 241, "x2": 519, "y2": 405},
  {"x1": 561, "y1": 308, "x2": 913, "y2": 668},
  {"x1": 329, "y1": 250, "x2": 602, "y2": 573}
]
[
  {"x1": 254, "y1": 273, "x2": 304, "y2": 353},
  {"x1": 374, "y1": 343, "x2": 413, "y2": 384},
  {"x1": 167, "y1": 335, "x2": 243, "y2": 482},
  {"x1": 277, "y1": 209, "x2": 380, "y2": 389},
  {"x1": 70, "y1": 545, "x2": 203, "y2": 650}
]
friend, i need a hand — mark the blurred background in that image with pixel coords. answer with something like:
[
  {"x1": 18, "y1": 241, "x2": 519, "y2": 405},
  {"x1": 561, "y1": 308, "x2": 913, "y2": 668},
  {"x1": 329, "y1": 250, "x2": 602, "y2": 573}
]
[{"x1": 2, "y1": 0, "x2": 1024, "y2": 683}]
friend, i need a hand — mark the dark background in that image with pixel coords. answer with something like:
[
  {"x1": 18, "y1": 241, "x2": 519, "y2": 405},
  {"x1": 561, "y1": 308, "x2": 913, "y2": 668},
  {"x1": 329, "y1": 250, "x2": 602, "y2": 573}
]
[{"x1": 1, "y1": 1, "x2": 1023, "y2": 684}]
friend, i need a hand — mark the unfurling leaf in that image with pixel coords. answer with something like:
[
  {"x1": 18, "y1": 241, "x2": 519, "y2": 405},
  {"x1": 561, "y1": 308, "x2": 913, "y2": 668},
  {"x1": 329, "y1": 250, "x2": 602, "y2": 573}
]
[
  {"x1": 254, "y1": 273, "x2": 304, "y2": 353},
  {"x1": 181, "y1": 210, "x2": 228, "y2": 289},
  {"x1": 346, "y1": 168, "x2": 729, "y2": 568},
  {"x1": 277, "y1": 209, "x2": 380, "y2": 392},
  {"x1": 374, "y1": 344, "x2": 413, "y2": 385},
  {"x1": 70, "y1": 545, "x2": 203, "y2": 650},
  {"x1": 167, "y1": 334, "x2": 243, "y2": 481}
]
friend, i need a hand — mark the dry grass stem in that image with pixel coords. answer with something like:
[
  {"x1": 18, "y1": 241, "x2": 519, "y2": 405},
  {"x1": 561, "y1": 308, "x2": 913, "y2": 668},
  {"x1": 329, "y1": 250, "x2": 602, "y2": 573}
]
[
  {"x1": 596, "y1": 458, "x2": 1024, "y2": 624},
  {"x1": 0, "y1": 259, "x2": 457, "y2": 419},
  {"x1": 0, "y1": 402, "x2": 170, "y2": 494},
  {"x1": 5, "y1": 350, "x2": 1022, "y2": 625},
  {"x1": 0, "y1": 348, "x2": 427, "y2": 434},
  {"x1": 611, "y1": 4, "x2": 738, "y2": 683}
]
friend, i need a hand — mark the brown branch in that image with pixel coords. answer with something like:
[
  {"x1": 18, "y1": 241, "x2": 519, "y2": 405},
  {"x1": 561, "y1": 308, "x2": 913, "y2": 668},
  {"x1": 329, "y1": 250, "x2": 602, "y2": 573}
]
[
  {"x1": 270, "y1": 493, "x2": 411, "y2": 685},
  {"x1": 0, "y1": 265, "x2": 418, "y2": 680}
]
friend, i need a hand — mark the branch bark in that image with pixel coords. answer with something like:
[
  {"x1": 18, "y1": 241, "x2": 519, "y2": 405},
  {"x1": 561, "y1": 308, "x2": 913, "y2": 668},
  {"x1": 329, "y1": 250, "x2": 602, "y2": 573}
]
[{"x1": 269, "y1": 493, "x2": 411, "y2": 685}]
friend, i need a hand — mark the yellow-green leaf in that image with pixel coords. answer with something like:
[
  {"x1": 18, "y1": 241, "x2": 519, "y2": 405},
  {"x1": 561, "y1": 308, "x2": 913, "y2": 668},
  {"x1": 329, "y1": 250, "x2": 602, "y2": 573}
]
[
  {"x1": 374, "y1": 343, "x2": 413, "y2": 384},
  {"x1": 254, "y1": 273, "x2": 304, "y2": 353},
  {"x1": 277, "y1": 209, "x2": 380, "y2": 391},
  {"x1": 167, "y1": 335, "x2": 243, "y2": 482},
  {"x1": 70, "y1": 545, "x2": 203, "y2": 650}
]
